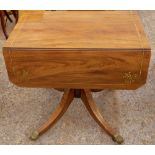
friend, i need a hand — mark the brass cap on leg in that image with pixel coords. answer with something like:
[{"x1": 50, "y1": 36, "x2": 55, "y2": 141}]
[
  {"x1": 112, "y1": 134, "x2": 124, "y2": 144},
  {"x1": 30, "y1": 131, "x2": 39, "y2": 140}
]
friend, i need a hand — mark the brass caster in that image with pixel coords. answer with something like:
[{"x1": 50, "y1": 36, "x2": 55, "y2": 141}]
[
  {"x1": 112, "y1": 134, "x2": 124, "y2": 144},
  {"x1": 30, "y1": 131, "x2": 39, "y2": 140}
]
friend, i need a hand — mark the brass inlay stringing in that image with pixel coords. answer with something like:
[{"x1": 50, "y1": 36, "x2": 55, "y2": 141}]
[
  {"x1": 12, "y1": 67, "x2": 29, "y2": 82},
  {"x1": 123, "y1": 72, "x2": 138, "y2": 84}
]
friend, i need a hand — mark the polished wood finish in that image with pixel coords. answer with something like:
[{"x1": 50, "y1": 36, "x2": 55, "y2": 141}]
[
  {"x1": 0, "y1": 10, "x2": 19, "y2": 39},
  {"x1": 4, "y1": 11, "x2": 13, "y2": 23},
  {"x1": 30, "y1": 89, "x2": 74, "y2": 140},
  {"x1": 81, "y1": 89, "x2": 117, "y2": 137},
  {"x1": 4, "y1": 11, "x2": 150, "y2": 49},
  {"x1": 2, "y1": 11, "x2": 151, "y2": 143},
  {"x1": 3, "y1": 48, "x2": 150, "y2": 89},
  {"x1": 30, "y1": 89, "x2": 124, "y2": 144},
  {"x1": 11, "y1": 10, "x2": 19, "y2": 23},
  {"x1": 81, "y1": 89, "x2": 124, "y2": 144},
  {"x1": 3, "y1": 11, "x2": 151, "y2": 89},
  {"x1": 0, "y1": 10, "x2": 8, "y2": 39}
]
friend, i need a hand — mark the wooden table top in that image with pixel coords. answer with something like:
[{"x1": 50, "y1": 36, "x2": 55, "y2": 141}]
[
  {"x1": 5, "y1": 11, "x2": 150, "y2": 50},
  {"x1": 3, "y1": 11, "x2": 151, "y2": 89}
]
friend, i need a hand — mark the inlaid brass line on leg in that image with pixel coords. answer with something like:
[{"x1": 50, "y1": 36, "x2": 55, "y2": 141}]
[
  {"x1": 30, "y1": 89, "x2": 74, "y2": 140},
  {"x1": 81, "y1": 89, "x2": 124, "y2": 144}
]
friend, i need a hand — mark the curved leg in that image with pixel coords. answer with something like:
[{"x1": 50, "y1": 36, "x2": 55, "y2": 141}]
[
  {"x1": 4, "y1": 11, "x2": 13, "y2": 22},
  {"x1": 11, "y1": 10, "x2": 19, "y2": 23},
  {"x1": 0, "y1": 11, "x2": 8, "y2": 39},
  {"x1": 30, "y1": 89, "x2": 74, "y2": 140},
  {"x1": 81, "y1": 89, "x2": 124, "y2": 144}
]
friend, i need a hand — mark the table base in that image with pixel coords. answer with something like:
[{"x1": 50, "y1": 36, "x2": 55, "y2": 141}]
[{"x1": 30, "y1": 89, "x2": 124, "y2": 144}]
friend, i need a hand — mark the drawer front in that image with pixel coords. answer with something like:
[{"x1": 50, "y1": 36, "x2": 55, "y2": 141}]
[{"x1": 3, "y1": 49, "x2": 150, "y2": 89}]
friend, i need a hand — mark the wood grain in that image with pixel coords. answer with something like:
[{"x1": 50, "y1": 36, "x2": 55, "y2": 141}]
[
  {"x1": 3, "y1": 11, "x2": 151, "y2": 89},
  {"x1": 4, "y1": 11, "x2": 150, "y2": 49},
  {"x1": 81, "y1": 89, "x2": 124, "y2": 144},
  {"x1": 38, "y1": 89, "x2": 74, "y2": 135},
  {"x1": 3, "y1": 48, "x2": 150, "y2": 89}
]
